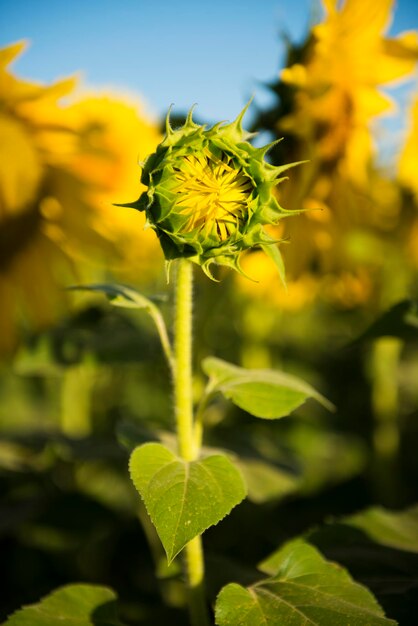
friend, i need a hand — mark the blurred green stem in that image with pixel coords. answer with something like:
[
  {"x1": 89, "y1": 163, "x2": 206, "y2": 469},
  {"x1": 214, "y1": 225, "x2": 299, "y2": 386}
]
[
  {"x1": 60, "y1": 363, "x2": 94, "y2": 437},
  {"x1": 371, "y1": 337, "x2": 402, "y2": 506},
  {"x1": 174, "y1": 259, "x2": 210, "y2": 626}
]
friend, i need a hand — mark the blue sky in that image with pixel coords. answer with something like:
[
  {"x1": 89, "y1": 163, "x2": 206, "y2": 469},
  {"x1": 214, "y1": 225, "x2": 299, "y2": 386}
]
[{"x1": 0, "y1": 0, "x2": 417, "y2": 131}]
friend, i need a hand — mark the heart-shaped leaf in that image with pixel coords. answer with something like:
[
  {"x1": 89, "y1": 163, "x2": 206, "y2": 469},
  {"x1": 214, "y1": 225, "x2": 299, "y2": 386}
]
[
  {"x1": 203, "y1": 357, "x2": 334, "y2": 418},
  {"x1": 3, "y1": 584, "x2": 124, "y2": 625},
  {"x1": 215, "y1": 539, "x2": 395, "y2": 626},
  {"x1": 129, "y1": 442, "x2": 247, "y2": 562}
]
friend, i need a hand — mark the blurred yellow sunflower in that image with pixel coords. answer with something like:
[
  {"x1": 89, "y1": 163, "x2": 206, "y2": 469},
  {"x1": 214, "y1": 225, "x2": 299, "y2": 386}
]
[
  {"x1": 235, "y1": 0, "x2": 417, "y2": 311},
  {"x1": 63, "y1": 94, "x2": 163, "y2": 281},
  {"x1": 398, "y1": 97, "x2": 418, "y2": 202},
  {"x1": 398, "y1": 97, "x2": 418, "y2": 267},
  {"x1": 280, "y1": 0, "x2": 418, "y2": 186},
  {"x1": 0, "y1": 42, "x2": 161, "y2": 356},
  {"x1": 238, "y1": 250, "x2": 318, "y2": 311}
]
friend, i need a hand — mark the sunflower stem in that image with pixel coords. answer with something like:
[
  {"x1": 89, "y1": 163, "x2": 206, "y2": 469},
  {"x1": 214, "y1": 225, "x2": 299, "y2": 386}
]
[{"x1": 173, "y1": 258, "x2": 210, "y2": 626}]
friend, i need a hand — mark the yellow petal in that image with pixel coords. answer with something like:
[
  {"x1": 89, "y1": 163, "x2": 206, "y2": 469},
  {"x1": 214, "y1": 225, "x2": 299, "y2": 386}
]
[{"x1": 0, "y1": 113, "x2": 43, "y2": 215}]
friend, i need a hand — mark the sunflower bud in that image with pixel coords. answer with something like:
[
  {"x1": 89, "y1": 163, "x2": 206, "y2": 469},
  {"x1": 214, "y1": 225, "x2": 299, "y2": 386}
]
[{"x1": 125, "y1": 102, "x2": 299, "y2": 279}]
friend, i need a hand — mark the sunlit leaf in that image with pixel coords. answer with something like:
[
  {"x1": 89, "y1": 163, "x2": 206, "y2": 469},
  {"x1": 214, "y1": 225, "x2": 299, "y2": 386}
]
[
  {"x1": 118, "y1": 421, "x2": 297, "y2": 505},
  {"x1": 129, "y1": 442, "x2": 247, "y2": 563},
  {"x1": 202, "y1": 356, "x2": 334, "y2": 418},
  {"x1": 216, "y1": 539, "x2": 395, "y2": 626},
  {"x1": 3, "y1": 584, "x2": 124, "y2": 625}
]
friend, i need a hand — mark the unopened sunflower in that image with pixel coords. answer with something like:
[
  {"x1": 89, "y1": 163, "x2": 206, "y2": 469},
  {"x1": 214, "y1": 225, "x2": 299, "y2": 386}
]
[{"x1": 127, "y1": 104, "x2": 298, "y2": 279}]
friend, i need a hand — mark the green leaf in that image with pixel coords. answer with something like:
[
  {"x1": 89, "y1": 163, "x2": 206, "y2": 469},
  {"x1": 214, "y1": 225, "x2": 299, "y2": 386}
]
[
  {"x1": 69, "y1": 283, "x2": 173, "y2": 369},
  {"x1": 3, "y1": 584, "x2": 124, "y2": 625},
  {"x1": 202, "y1": 357, "x2": 334, "y2": 419},
  {"x1": 281, "y1": 422, "x2": 366, "y2": 494},
  {"x1": 129, "y1": 442, "x2": 247, "y2": 563},
  {"x1": 306, "y1": 508, "x2": 418, "y2": 625},
  {"x1": 345, "y1": 505, "x2": 418, "y2": 554},
  {"x1": 216, "y1": 539, "x2": 395, "y2": 626},
  {"x1": 68, "y1": 282, "x2": 160, "y2": 311},
  {"x1": 118, "y1": 421, "x2": 297, "y2": 504},
  {"x1": 236, "y1": 457, "x2": 299, "y2": 504},
  {"x1": 260, "y1": 242, "x2": 286, "y2": 288}
]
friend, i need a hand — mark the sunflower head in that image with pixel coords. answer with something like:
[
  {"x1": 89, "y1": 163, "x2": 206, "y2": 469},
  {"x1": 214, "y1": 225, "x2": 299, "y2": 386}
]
[{"x1": 126, "y1": 102, "x2": 298, "y2": 279}]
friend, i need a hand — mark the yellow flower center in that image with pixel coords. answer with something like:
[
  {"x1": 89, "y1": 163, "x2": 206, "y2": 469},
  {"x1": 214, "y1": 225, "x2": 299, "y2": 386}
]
[{"x1": 172, "y1": 150, "x2": 253, "y2": 240}]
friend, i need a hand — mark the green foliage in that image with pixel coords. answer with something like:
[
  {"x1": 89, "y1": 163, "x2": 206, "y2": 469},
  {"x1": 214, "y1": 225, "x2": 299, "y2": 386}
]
[
  {"x1": 69, "y1": 283, "x2": 162, "y2": 312},
  {"x1": 236, "y1": 457, "x2": 299, "y2": 503},
  {"x1": 129, "y1": 442, "x2": 247, "y2": 562},
  {"x1": 2, "y1": 584, "x2": 124, "y2": 626},
  {"x1": 306, "y1": 506, "x2": 418, "y2": 625},
  {"x1": 215, "y1": 540, "x2": 395, "y2": 626},
  {"x1": 345, "y1": 505, "x2": 418, "y2": 554},
  {"x1": 202, "y1": 356, "x2": 334, "y2": 418},
  {"x1": 278, "y1": 421, "x2": 366, "y2": 494},
  {"x1": 3, "y1": 101, "x2": 418, "y2": 625},
  {"x1": 68, "y1": 283, "x2": 173, "y2": 369},
  {"x1": 117, "y1": 419, "x2": 300, "y2": 504}
]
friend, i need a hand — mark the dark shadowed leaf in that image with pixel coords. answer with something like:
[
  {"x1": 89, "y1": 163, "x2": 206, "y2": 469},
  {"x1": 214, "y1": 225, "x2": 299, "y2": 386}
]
[{"x1": 3, "y1": 584, "x2": 124, "y2": 625}]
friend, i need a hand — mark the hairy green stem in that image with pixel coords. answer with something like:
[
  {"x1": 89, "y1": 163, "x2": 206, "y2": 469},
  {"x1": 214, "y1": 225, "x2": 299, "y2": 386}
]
[
  {"x1": 174, "y1": 259, "x2": 196, "y2": 461},
  {"x1": 174, "y1": 259, "x2": 210, "y2": 626}
]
